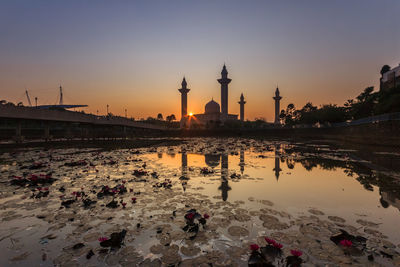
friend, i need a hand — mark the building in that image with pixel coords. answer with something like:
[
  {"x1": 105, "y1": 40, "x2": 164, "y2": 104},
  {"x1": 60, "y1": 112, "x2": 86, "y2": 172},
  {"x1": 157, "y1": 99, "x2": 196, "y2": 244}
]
[
  {"x1": 380, "y1": 64, "x2": 400, "y2": 91},
  {"x1": 179, "y1": 65, "x2": 241, "y2": 128},
  {"x1": 273, "y1": 87, "x2": 282, "y2": 125}
]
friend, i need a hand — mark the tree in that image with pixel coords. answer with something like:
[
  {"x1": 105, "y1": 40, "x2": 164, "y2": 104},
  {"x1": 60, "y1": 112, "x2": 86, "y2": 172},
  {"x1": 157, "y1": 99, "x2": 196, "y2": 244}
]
[
  {"x1": 349, "y1": 86, "x2": 378, "y2": 119},
  {"x1": 297, "y1": 102, "x2": 318, "y2": 124},
  {"x1": 157, "y1": 113, "x2": 163, "y2": 120},
  {"x1": 166, "y1": 114, "x2": 176, "y2": 122},
  {"x1": 283, "y1": 103, "x2": 297, "y2": 126}
]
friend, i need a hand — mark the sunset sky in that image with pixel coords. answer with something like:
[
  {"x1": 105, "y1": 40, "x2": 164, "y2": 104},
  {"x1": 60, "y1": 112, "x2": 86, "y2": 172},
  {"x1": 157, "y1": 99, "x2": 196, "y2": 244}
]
[{"x1": 0, "y1": 0, "x2": 399, "y2": 121}]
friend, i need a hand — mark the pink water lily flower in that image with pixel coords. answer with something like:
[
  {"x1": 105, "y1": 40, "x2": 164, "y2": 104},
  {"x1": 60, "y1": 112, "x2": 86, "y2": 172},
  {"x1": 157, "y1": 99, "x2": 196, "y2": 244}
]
[
  {"x1": 340, "y1": 239, "x2": 352, "y2": 247},
  {"x1": 185, "y1": 213, "x2": 195, "y2": 220},
  {"x1": 290, "y1": 249, "x2": 303, "y2": 257},
  {"x1": 98, "y1": 237, "x2": 108, "y2": 242},
  {"x1": 250, "y1": 244, "x2": 260, "y2": 251},
  {"x1": 122, "y1": 202, "x2": 127, "y2": 208},
  {"x1": 265, "y1": 237, "x2": 276, "y2": 245},
  {"x1": 273, "y1": 242, "x2": 283, "y2": 249},
  {"x1": 203, "y1": 213, "x2": 210, "y2": 219}
]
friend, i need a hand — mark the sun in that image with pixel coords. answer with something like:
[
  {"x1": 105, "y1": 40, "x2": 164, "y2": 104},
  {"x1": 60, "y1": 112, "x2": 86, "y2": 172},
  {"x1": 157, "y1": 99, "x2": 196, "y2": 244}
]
[{"x1": 189, "y1": 112, "x2": 193, "y2": 116}]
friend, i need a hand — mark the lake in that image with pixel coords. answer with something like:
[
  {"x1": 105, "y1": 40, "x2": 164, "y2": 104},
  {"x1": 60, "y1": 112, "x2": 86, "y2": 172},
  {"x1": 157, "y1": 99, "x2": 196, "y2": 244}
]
[{"x1": 0, "y1": 138, "x2": 399, "y2": 266}]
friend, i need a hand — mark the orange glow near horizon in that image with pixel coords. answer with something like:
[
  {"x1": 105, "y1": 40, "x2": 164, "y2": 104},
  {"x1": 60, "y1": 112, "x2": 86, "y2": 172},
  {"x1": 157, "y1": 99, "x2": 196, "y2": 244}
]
[{"x1": 189, "y1": 112, "x2": 193, "y2": 116}]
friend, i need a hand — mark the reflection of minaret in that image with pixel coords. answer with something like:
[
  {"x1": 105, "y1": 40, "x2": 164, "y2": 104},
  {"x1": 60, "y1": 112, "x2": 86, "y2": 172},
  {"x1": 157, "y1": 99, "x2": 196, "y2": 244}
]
[
  {"x1": 273, "y1": 145, "x2": 282, "y2": 181},
  {"x1": 273, "y1": 87, "x2": 282, "y2": 125},
  {"x1": 218, "y1": 65, "x2": 232, "y2": 120},
  {"x1": 181, "y1": 152, "x2": 188, "y2": 191},
  {"x1": 239, "y1": 148, "x2": 245, "y2": 174},
  {"x1": 238, "y1": 93, "x2": 246, "y2": 121},
  {"x1": 182, "y1": 152, "x2": 188, "y2": 175},
  {"x1": 178, "y1": 77, "x2": 190, "y2": 127},
  {"x1": 218, "y1": 153, "x2": 231, "y2": 201}
]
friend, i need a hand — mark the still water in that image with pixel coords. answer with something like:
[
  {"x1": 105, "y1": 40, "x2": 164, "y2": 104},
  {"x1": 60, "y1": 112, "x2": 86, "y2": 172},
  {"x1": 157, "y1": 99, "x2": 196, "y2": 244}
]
[{"x1": 0, "y1": 138, "x2": 399, "y2": 266}]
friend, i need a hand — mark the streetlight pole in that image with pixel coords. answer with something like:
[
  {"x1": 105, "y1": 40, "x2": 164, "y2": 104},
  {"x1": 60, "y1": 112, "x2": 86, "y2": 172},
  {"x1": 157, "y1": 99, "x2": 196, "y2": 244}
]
[
  {"x1": 125, "y1": 109, "x2": 127, "y2": 118},
  {"x1": 106, "y1": 104, "x2": 109, "y2": 115}
]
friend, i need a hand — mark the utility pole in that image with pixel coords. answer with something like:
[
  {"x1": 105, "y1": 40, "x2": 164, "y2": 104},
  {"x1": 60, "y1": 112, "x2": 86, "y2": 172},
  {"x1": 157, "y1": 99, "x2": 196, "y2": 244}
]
[
  {"x1": 125, "y1": 109, "x2": 127, "y2": 118},
  {"x1": 35, "y1": 97, "x2": 38, "y2": 107},
  {"x1": 106, "y1": 104, "x2": 109, "y2": 115}
]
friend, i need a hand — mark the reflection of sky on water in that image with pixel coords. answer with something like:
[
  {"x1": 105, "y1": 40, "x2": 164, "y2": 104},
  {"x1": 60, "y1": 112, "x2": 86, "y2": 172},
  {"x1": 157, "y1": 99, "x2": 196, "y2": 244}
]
[{"x1": 144, "y1": 144, "x2": 400, "y2": 245}]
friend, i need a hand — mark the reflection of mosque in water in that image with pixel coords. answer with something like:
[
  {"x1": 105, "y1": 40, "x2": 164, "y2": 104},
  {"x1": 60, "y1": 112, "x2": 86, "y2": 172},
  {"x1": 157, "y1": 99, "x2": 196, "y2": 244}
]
[
  {"x1": 179, "y1": 144, "x2": 400, "y2": 211},
  {"x1": 180, "y1": 151, "x2": 233, "y2": 201},
  {"x1": 180, "y1": 148, "x2": 283, "y2": 201}
]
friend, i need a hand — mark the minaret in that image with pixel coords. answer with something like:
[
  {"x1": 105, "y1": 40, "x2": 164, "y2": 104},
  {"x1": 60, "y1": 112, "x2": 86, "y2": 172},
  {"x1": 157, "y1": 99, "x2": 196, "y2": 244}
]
[
  {"x1": 238, "y1": 93, "x2": 246, "y2": 121},
  {"x1": 217, "y1": 64, "x2": 232, "y2": 120},
  {"x1": 178, "y1": 77, "x2": 190, "y2": 127},
  {"x1": 273, "y1": 87, "x2": 282, "y2": 124}
]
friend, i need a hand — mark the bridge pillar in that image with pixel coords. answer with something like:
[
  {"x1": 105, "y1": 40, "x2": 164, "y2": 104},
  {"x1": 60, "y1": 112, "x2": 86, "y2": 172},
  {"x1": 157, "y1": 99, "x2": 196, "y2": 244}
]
[
  {"x1": 44, "y1": 122, "x2": 50, "y2": 141},
  {"x1": 14, "y1": 120, "x2": 23, "y2": 143},
  {"x1": 123, "y1": 126, "x2": 127, "y2": 139}
]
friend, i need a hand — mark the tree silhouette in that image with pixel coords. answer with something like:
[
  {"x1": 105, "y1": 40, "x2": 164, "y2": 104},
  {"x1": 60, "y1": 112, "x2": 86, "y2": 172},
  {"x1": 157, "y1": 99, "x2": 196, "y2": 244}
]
[{"x1": 157, "y1": 113, "x2": 163, "y2": 120}]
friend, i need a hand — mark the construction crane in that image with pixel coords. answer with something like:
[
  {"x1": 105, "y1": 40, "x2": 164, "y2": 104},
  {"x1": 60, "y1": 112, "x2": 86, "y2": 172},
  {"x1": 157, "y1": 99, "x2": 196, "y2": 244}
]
[{"x1": 25, "y1": 90, "x2": 32, "y2": 107}]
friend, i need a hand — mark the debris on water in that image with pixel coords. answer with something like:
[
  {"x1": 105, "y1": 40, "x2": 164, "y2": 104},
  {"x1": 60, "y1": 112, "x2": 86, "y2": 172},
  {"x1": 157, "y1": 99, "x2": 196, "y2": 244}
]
[
  {"x1": 133, "y1": 169, "x2": 147, "y2": 177},
  {"x1": 106, "y1": 199, "x2": 119, "y2": 208},
  {"x1": 72, "y1": 243, "x2": 85, "y2": 250},
  {"x1": 99, "y1": 229, "x2": 127, "y2": 248},
  {"x1": 86, "y1": 249, "x2": 95, "y2": 259},
  {"x1": 64, "y1": 160, "x2": 87, "y2": 167},
  {"x1": 200, "y1": 167, "x2": 214, "y2": 174}
]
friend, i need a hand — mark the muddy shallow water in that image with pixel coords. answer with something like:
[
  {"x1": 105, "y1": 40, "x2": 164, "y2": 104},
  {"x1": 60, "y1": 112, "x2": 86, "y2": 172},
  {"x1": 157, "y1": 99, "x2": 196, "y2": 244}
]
[{"x1": 1, "y1": 138, "x2": 400, "y2": 266}]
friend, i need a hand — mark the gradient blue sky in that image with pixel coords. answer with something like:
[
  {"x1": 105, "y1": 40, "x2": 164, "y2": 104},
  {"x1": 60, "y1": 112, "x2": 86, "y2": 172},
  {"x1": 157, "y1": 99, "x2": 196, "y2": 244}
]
[{"x1": 0, "y1": 0, "x2": 399, "y2": 121}]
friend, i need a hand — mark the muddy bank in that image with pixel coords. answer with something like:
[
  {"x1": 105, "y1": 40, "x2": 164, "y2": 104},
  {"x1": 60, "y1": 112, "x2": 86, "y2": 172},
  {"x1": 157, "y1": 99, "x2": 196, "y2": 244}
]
[
  {"x1": 176, "y1": 121, "x2": 400, "y2": 148},
  {"x1": 0, "y1": 138, "x2": 183, "y2": 151}
]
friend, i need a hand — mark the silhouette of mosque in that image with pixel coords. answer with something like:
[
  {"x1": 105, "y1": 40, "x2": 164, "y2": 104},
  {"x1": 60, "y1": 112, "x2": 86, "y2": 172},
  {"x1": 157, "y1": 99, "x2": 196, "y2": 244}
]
[
  {"x1": 179, "y1": 65, "x2": 241, "y2": 128},
  {"x1": 178, "y1": 64, "x2": 283, "y2": 128}
]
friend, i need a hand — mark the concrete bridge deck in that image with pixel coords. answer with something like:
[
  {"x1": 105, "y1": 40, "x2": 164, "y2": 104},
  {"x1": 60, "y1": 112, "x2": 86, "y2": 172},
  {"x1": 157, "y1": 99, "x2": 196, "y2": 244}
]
[{"x1": 0, "y1": 105, "x2": 167, "y2": 130}]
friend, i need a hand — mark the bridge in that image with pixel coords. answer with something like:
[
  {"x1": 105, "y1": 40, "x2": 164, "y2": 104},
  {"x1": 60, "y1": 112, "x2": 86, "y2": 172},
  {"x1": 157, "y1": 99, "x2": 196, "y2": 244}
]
[{"x1": 0, "y1": 105, "x2": 170, "y2": 142}]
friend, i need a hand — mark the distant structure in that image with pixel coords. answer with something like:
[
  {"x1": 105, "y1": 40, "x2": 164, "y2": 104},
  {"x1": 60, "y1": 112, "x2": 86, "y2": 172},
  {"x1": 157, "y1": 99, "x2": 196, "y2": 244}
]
[
  {"x1": 218, "y1": 64, "x2": 231, "y2": 120},
  {"x1": 178, "y1": 77, "x2": 190, "y2": 128},
  {"x1": 34, "y1": 85, "x2": 88, "y2": 110},
  {"x1": 180, "y1": 65, "x2": 238, "y2": 128},
  {"x1": 238, "y1": 93, "x2": 246, "y2": 121},
  {"x1": 380, "y1": 64, "x2": 400, "y2": 91},
  {"x1": 273, "y1": 87, "x2": 282, "y2": 124}
]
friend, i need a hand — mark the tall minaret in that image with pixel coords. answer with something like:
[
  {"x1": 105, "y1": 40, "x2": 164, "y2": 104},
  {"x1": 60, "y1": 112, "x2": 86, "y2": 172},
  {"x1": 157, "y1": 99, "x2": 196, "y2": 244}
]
[
  {"x1": 178, "y1": 77, "x2": 190, "y2": 121},
  {"x1": 218, "y1": 64, "x2": 231, "y2": 119},
  {"x1": 273, "y1": 87, "x2": 282, "y2": 124},
  {"x1": 238, "y1": 93, "x2": 246, "y2": 121}
]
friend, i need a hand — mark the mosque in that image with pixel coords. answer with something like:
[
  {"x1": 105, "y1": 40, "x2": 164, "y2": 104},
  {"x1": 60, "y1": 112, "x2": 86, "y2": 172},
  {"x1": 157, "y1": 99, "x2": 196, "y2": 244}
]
[{"x1": 178, "y1": 64, "x2": 282, "y2": 128}]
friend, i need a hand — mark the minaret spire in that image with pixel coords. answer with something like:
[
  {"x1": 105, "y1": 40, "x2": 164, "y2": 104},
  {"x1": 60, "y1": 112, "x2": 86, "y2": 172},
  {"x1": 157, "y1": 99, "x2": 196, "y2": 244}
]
[
  {"x1": 273, "y1": 87, "x2": 282, "y2": 125},
  {"x1": 218, "y1": 64, "x2": 232, "y2": 120},
  {"x1": 178, "y1": 77, "x2": 190, "y2": 128},
  {"x1": 238, "y1": 93, "x2": 246, "y2": 121}
]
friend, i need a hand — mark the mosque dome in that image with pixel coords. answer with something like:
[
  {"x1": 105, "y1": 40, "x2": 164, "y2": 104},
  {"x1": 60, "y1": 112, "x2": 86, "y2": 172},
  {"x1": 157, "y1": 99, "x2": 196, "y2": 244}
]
[
  {"x1": 205, "y1": 154, "x2": 220, "y2": 168},
  {"x1": 205, "y1": 99, "x2": 220, "y2": 114}
]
